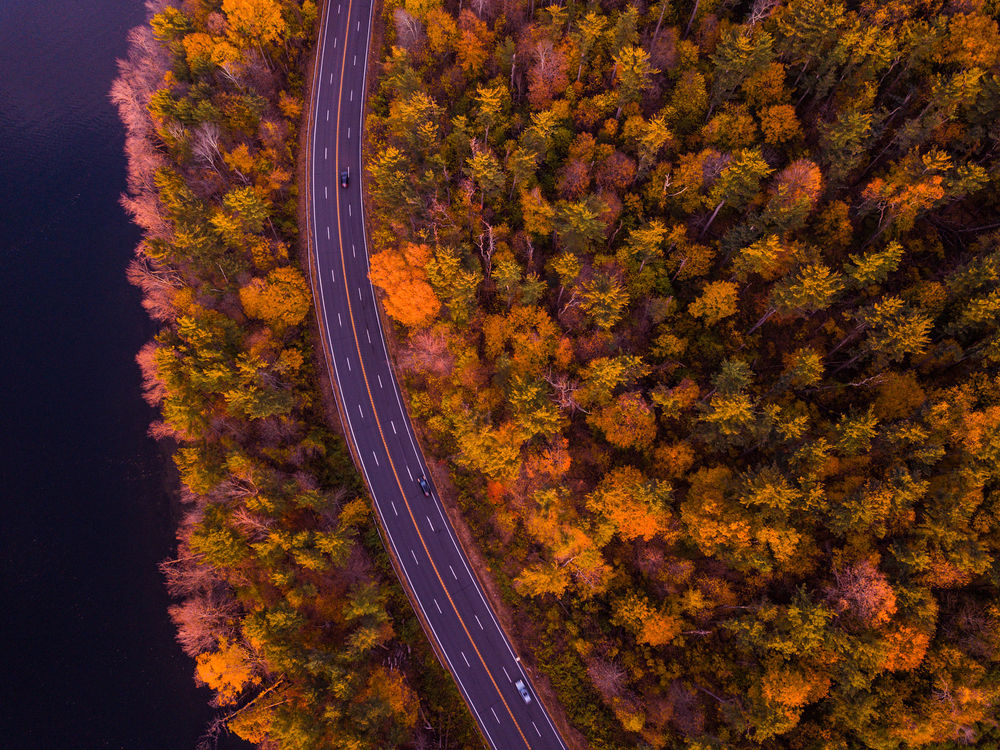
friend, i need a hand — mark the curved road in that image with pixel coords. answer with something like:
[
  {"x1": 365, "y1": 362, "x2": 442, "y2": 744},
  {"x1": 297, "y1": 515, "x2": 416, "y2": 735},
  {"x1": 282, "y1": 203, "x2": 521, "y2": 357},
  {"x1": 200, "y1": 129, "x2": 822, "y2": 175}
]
[{"x1": 307, "y1": 2, "x2": 571, "y2": 749}]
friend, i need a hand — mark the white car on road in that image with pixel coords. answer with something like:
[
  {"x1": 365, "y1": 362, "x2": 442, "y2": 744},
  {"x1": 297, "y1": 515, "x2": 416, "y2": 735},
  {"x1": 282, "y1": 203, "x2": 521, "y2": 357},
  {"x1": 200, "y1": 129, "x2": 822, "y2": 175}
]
[{"x1": 515, "y1": 679, "x2": 532, "y2": 704}]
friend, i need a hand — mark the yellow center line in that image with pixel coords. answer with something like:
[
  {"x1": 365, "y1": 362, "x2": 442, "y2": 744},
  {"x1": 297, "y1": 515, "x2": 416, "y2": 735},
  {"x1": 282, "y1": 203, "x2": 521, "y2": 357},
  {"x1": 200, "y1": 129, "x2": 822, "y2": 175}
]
[{"x1": 328, "y1": 5, "x2": 532, "y2": 748}]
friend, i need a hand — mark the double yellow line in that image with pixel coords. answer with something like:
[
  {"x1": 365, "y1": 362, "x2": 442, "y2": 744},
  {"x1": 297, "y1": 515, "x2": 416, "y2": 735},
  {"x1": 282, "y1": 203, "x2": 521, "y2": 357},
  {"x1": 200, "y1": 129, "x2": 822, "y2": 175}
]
[{"x1": 325, "y1": 2, "x2": 533, "y2": 747}]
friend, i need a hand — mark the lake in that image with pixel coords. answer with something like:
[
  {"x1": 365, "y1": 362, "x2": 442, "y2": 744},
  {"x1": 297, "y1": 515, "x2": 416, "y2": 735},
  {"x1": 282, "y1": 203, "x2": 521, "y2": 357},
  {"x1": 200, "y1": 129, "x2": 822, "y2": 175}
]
[{"x1": 0, "y1": 1, "x2": 244, "y2": 747}]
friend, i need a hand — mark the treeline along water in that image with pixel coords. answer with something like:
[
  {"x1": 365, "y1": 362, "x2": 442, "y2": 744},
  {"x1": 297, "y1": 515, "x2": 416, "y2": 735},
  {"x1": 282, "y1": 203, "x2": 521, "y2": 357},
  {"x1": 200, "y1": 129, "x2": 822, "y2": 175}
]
[{"x1": 0, "y1": 1, "x2": 235, "y2": 746}]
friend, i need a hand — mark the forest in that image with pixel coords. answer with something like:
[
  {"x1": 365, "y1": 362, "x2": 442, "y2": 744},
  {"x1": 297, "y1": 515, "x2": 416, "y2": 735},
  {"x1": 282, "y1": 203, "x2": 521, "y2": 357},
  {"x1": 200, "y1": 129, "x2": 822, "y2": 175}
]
[
  {"x1": 113, "y1": 1, "x2": 481, "y2": 747},
  {"x1": 364, "y1": 0, "x2": 1000, "y2": 744}
]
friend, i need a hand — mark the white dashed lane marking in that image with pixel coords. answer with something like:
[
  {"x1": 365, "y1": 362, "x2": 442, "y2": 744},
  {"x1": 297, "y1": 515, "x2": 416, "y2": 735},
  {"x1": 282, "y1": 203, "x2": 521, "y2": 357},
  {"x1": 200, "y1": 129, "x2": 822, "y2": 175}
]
[
  {"x1": 449, "y1": 565, "x2": 457, "y2": 580},
  {"x1": 330, "y1": 268, "x2": 336, "y2": 283},
  {"x1": 410, "y1": 549, "x2": 419, "y2": 565},
  {"x1": 357, "y1": 404, "x2": 364, "y2": 419},
  {"x1": 377, "y1": 374, "x2": 383, "y2": 388},
  {"x1": 502, "y1": 666, "x2": 511, "y2": 682},
  {"x1": 406, "y1": 465, "x2": 413, "y2": 481},
  {"x1": 326, "y1": 226, "x2": 330, "y2": 239},
  {"x1": 461, "y1": 652, "x2": 470, "y2": 667},
  {"x1": 426, "y1": 515, "x2": 434, "y2": 531},
  {"x1": 491, "y1": 707, "x2": 500, "y2": 724},
  {"x1": 475, "y1": 615, "x2": 484, "y2": 630},
  {"x1": 372, "y1": 451, "x2": 380, "y2": 467},
  {"x1": 533, "y1": 722, "x2": 541, "y2": 737},
  {"x1": 337, "y1": 312, "x2": 342, "y2": 327},
  {"x1": 390, "y1": 419, "x2": 396, "y2": 434},
  {"x1": 433, "y1": 598, "x2": 442, "y2": 614},
  {"x1": 391, "y1": 501, "x2": 398, "y2": 516}
]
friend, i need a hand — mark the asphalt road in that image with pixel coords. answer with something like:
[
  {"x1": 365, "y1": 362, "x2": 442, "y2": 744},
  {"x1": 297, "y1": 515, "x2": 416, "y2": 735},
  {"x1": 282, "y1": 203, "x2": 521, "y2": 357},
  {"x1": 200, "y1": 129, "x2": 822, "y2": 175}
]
[{"x1": 307, "y1": 2, "x2": 572, "y2": 748}]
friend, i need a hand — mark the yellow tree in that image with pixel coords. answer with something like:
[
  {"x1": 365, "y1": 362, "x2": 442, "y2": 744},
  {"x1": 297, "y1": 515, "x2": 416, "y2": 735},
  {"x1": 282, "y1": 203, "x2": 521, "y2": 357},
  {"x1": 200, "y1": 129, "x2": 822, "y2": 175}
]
[
  {"x1": 588, "y1": 392, "x2": 658, "y2": 451},
  {"x1": 733, "y1": 235, "x2": 796, "y2": 281},
  {"x1": 612, "y1": 591, "x2": 680, "y2": 646},
  {"x1": 862, "y1": 296, "x2": 933, "y2": 363},
  {"x1": 612, "y1": 45, "x2": 658, "y2": 119},
  {"x1": 760, "y1": 104, "x2": 802, "y2": 144},
  {"x1": 456, "y1": 420, "x2": 524, "y2": 481},
  {"x1": 772, "y1": 263, "x2": 844, "y2": 315},
  {"x1": 521, "y1": 187, "x2": 555, "y2": 238},
  {"x1": 239, "y1": 266, "x2": 312, "y2": 329},
  {"x1": 586, "y1": 466, "x2": 672, "y2": 542},
  {"x1": 222, "y1": 0, "x2": 287, "y2": 48},
  {"x1": 426, "y1": 7, "x2": 458, "y2": 56},
  {"x1": 580, "y1": 273, "x2": 629, "y2": 329},
  {"x1": 474, "y1": 82, "x2": 508, "y2": 142},
  {"x1": 195, "y1": 638, "x2": 261, "y2": 705},
  {"x1": 688, "y1": 280, "x2": 739, "y2": 324},
  {"x1": 515, "y1": 561, "x2": 571, "y2": 598}
]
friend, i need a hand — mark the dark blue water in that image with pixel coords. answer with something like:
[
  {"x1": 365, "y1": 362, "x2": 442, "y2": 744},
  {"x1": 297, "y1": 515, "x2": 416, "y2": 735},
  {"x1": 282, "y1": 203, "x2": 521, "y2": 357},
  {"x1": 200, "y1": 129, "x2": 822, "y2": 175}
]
[{"x1": 0, "y1": 2, "x2": 233, "y2": 747}]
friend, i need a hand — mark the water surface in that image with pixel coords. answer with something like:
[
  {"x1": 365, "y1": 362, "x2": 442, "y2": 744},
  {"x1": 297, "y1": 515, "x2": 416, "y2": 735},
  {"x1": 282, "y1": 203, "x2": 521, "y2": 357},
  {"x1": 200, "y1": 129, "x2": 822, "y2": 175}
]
[{"x1": 0, "y1": 2, "x2": 240, "y2": 747}]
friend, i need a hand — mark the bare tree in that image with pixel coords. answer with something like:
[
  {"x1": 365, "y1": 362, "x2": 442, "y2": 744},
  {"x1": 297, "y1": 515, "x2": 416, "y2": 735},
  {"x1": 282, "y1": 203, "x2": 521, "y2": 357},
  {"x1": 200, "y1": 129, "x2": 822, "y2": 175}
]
[
  {"x1": 400, "y1": 329, "x2": 455, "y2": 377},
  {"x1": 826, "y1": 557, "x2": 898, "y2": 626},
  {"x1": 747, "y1": 0, "x2": 780, "y2": 26},
  {"x1": 126, "y1": 251, "x2": 182, "y2": 321},
  {"x1": 393, "y1": 8, "x2": 425, "y2": 53},
  {"x1": 586, "y1": 658, "x2": 627, "y2": 702},
  {"x1": 192, "y1": 122, "x2": 224, "y2": 173},
  {"x1": 230, "y1": 507, "x2": 274, "y2": 541},
  {"x1": 168, "y1": 588, "x2": 240, "y2": 657},
  {"x1": 544, "y1": 371, "x2": 587, "y2": 413},
  {"x1": 135, "y1": 340, "x2": 166, "y2": 406}
]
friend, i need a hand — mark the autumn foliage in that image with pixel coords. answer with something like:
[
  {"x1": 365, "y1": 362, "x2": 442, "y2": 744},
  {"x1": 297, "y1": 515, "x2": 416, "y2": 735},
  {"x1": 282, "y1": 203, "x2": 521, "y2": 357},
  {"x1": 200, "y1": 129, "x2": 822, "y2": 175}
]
[
  {"x1": 366, "y1": 0, "x2": 1000, "y2": 745},
  {"x1": 114, "y1": 2, "x2": 477, "y2": 748},
  {"x1": 368, "y1": 242, "x2": 441, "y2": 327}
]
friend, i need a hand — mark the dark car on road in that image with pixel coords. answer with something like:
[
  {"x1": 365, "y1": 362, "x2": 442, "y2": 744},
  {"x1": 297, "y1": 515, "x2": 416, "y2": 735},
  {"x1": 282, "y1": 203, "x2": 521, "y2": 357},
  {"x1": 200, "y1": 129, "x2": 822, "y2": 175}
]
[
  {"x1": 417, "y1": 475, "x2": 431, "y2": 497},
  {"x1": 340, "y1": 169, "x2": 349, "y2": 188}
]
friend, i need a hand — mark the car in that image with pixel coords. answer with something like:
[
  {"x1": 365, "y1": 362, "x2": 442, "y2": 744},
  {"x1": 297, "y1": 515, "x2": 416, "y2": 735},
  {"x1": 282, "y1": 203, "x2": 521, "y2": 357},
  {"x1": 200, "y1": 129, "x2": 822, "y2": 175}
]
[
  {"x1": 417, "y1": 475, "x2": 431, "y2": 497},
  {"x1": 515, "y1": 679, "x2": 532, "y2": 704},
  {"x1": 339, "y1": 169, "x2": 349, "y2": 188}
]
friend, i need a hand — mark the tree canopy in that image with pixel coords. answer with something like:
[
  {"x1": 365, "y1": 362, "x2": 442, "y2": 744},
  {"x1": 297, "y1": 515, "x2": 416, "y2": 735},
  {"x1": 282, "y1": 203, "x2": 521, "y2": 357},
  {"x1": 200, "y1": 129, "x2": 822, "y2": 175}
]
[{"x1": 367, "y1": 0, "x2": 1000, "y2": 745}]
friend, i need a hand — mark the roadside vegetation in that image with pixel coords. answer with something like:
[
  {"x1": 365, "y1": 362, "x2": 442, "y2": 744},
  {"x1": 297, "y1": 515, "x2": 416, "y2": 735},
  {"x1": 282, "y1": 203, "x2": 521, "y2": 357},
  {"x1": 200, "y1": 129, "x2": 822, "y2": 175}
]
[
  {"x1": 113, "y1": 1, "x2": 479, "y2": 747},
  {"x1": 366, "y1": 0, "x2": 1000, "y2": 745}
]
